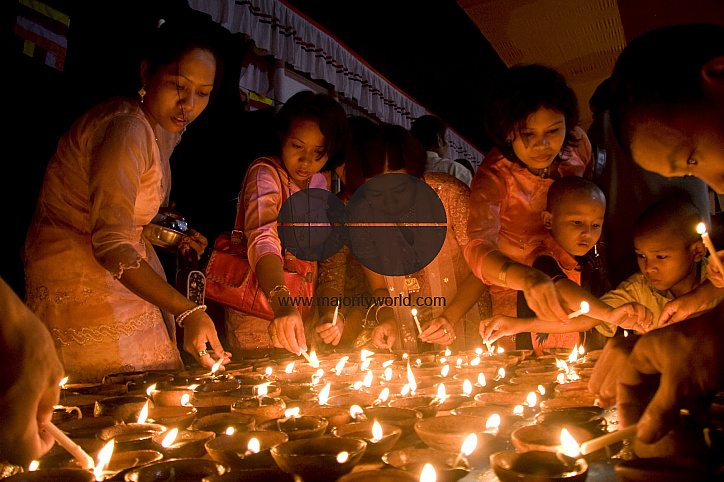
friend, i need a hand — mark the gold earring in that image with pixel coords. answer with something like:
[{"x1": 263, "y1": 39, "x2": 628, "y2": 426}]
[{"x1": 138, "y1": 86, "x2": 147, "y2": 103}]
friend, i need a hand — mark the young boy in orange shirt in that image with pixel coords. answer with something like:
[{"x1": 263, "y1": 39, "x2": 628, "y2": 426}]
[{"x1": 480, "y1": 176, "x2": 652, "y2": 352}]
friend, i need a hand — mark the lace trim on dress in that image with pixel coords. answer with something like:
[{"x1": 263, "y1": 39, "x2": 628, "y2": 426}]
[
  {"x1": 112, "y1": 252, "x2": 144, "y2": 280},
  {"x1": 51, "y1": 309, "x2": 160, "y2": 346}
]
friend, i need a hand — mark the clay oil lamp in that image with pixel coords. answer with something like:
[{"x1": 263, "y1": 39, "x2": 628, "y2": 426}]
[
  {"x1": 387, "y1": 366, "x2": 441, "y2": 418},
  {"x1": 4, "y1": 468, "x2": 96, "y2": 482},
  {"x1": 414, "y1": 414, "x2": 504, "y2": 465},
  {"x1": 363, "y1": 406, "x2": 423, "y2": 435},
  {"x1": 191, "y1": 412, "x2": 255, "y2": 435},
  {"x1": 151, "y1": 427, "x2": 215, "y2": 459},
  {"x1": 473, "y1": 387, "x2": 529, "y2": 410},
  {"x1": 148, "y1": 381, "x2": 196, "y2": 407},
  {"x1": 121, "y1": 458, "x2": 228, "y2": 482},
  {"x1": 452, "y1": 406, "x2": 523, "y2": 436},
  {"x1": 93, "y1": 394, "x2": 150, "y2": 423},
  {"x1": 331, "y1": 420, "x2": 402, "y2": 458},
  {"x1": 534, "y1": 407, "x2": 607, "y2": 437},
  {"x1": 96, "y1": 401, "x2": 166, "y2": 451},
  {"x1": 511, "y1": 424, "x2": 594, "y2": 455},
  {"x1": 204, "y1": 430, "x2": 289, "y2": 470},
  {"x1": 56, "y1": 416, "x2": 122, "y2": 440},
  {"x1": 270, "y1": 437, "x2": 367, "y2": 482},
  {"x1": 381, "y1": 447, "x2": 470, "y2": 482},
  {"x1": 299, "y1": 382, "x2": 352, "y2": 431},
  {"x1": 436, "y1": 380, "x2": 476, "y2": 411},
  {"x1": 257, "y1": 407, "x2": 329, "y2": 440},
  {"x1": 231, "y1": 383, "x2": 286, "y2": 423}
]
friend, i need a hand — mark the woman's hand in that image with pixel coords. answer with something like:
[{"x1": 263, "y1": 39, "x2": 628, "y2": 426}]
[
  {"x1": 420, "y1": 316, "x2": 456, "y2": 345},
  {"x1": 182, "y1": 310, "x2": 232, "y2": 367},
  {"x1": 315, "y1": 310, "x2": 344, "y2": 346},
  {"x1": 480, "y1": 314, "x2": 527, "y2": 343},
  {"x1": 588, "y1": 335, "x2": 638, "y2": 407},
  {"x1": 520, "y1": 269, "x2": 569, "y2": 322},
  {"x1": 179, "y1": 229, "x2": 208, "y2": 260},
  {"x1": 269, "y1": 306, "x2": 307, "y2": 354},
  {"x1": 372, "y1": 320, "x2": 397, "y2": 350},
  {"x1": 707, "y1": 250, "x2": 724, "y2": 288},
  {"x1": 658, "y1": 286, "x2": 716, "y2": 326},
  {"x1": 609, "y1": 303, "x2": 654, "y2": 333}
]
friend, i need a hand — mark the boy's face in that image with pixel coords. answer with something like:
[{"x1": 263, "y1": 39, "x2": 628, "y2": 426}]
[
  {"x1": 634, "y1": 228, "x2": 705, "y2": 297},
  {"x1": 542, "y1": 193, "x2": 605, "y2": 257}
]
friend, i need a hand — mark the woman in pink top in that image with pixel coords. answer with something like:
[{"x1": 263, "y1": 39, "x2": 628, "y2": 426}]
[
  {"x1": 465, "y1": 64, "x2": 593, "y2": 350},
  {"x1": 224, "y1": 91, "x2": 351, "y2": 356}
]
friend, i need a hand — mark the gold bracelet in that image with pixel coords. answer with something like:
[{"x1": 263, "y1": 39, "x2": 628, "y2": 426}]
[
  {"x1": 268, "y1": 284, "x2": 291, "y2": 302},
  {"x1": 176, "y1": 304, "x2": 207, "y2": 327},
  {"x1": 498, "y1": 260, "x2": 514, "y2": 288}
]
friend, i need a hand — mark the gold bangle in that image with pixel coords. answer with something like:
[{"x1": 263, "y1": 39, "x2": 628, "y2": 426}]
[
  {"x1": 268, "y1": 284, "x2": 291, "y2": 302},
  {"x1": 498, "y1": 260, "x2": 514, "y2": 288},
  {"x1": 176, "y1": 304, "x2": 207, "y2": 327}
]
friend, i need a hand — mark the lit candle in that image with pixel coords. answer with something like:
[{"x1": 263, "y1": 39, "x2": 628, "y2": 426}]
[
  {"x1": 161, "y1": 428, "x2": 179, "y2": 448},
  {"x1": 697, "y1": 223, "x2": 724, "y2": 276},
  {"x1": 568, "y1": 302, "x2": 590, "y2": 319},
  {"x1": 440, "y1": 365, "x2": 450, "y2": 377},
  {"x1": 420, "y1": 463, "x2": 436, "y2": 482},
  {"x1": 556, "y1": 428, "x2": 581, "y2": 468},
  {"x1": 334, "y1": 356, "x2": 349, "y2": 376},
  {"x1": 568, "y1": 345, "x2": 579, "y2": 363},
  {"x1": 406, "y1": 361, "x2": 417, "y2": 394},
  {"x1": 93, "y1": 440, "x2": 114, "y2": 481},
  {"x1": 337, "y1": 451, "x2": 349, "y2": 463},
  {"x1": 579, "y1": 424, "x2": 637, "y2": 455},
  {"x1": 452, "y1": 433, "x2": 477, "y2": 468},
  {"x1": 226, "y1": 427, "x2": 235, "y2": 435},
  {"x1": 318, "y1": 383, "x2": 331, "y2": 405},
  {"x1": 42, "y1": 421, "x2": 95, "y2": 470},
  {"x1": 375, "y1": 387, "x2": 390, "y2": 406},
  {"x1": 485, "y1": 414, "x2": 501, "y2": 436},
  {"x1": 349, "y1": 405, "x2": 366, "y2": 421},
  {"x1": 137, "y1": 400, "x2": 150, "y2": 424},
  {"x1": 411, "y1": 308, "x2": 422, "y2": 335},
  {"x1": 246, "y1": 437, "x2": 260, "y2": 455},
  {"x1": 370, "y1": 420, "x2": 383, "y2": 443},
  {"x1": 332, "y1": 304, "x2": 339, "y2": 326}
]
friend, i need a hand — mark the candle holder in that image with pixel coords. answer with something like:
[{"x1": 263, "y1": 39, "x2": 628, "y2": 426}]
[
  {"x1": 539, "y1": 396, "x2": 598, "y2": 411},
  {"x1": 451, "y1": 406, "x2": 523, "y2": 436},
  {"x1": 490, "y1": 450, "x2": 588, "y2": 482},
  {"x1": 151, "y1": 428, "x2": 216, "y2": 458},
  {"x1": 362, "y1": 407, "x2": 423, "y2": 434},
  {"x1": 474, "y1": 391, "x2": 529, "y2": 408},
  {"x1": 270, "y1": 437, "x2": 367, "y2": 482},
  {"x1": 331, "y1": 421, "x2": 402, "y2": 457},
  {"x1": 145, "y1": 406, "x2": 198, "y2": 429},
  {"x1": 231, "y1": 396, "x2": 286, "y2": 423},
  {"x1": 511, "y1": 424, "x2": 594, "y2": 454},
  {"x1": 149, "y1": 386, "x2": 194, "y2": 407},
  {"x1": 189, "y1": 393, "x2": 249, "y2": 417},
  {"x1": 55, "y1": 415, "x2": 122, "y2": 439},
  {"x1": 97, "y1": 422, "x2": 167, "y2": 451},
  {"x1": 121, "y1": 458, "x2": 228, "y2": 481},
  {"x1": 300, "y1": 405, "x2": 352, "y2": 431},
  {"x1": 534, "y1": 408, "x2": 607, "y2": 437},
  {"x1": 327, "y1": 392, "x2": 379, "y2": 409},
  {"x1": 3, "y1": 468, "x2": 96, "y2": 482},
  {"x1": 191, "y1": 412, "x2": 256, "y2": 435},
  {"x1": 204, "y1": 430, "x2": 289, "y2": 469},
  {"x1": 93, "y1": 394, "x2": 151, "y2": 422},
  {"x1": 381, "y1": 447, "x2": 470, "y2": 482},
  {"x1": 257, "y1": 415, "x2": 328, "y2": 440},
  {"x1": 99, "y1": 449, "x2": 164, "y2": 480},
  {"x1": 388, "y1": 395, "x2": 441, "y2": 418},
  {"x1": 414, "y1": 415, "x2": 504, "y2": 464}
]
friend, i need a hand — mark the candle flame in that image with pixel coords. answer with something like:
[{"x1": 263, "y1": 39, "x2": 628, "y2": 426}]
[
  {"x1": 456, "y1": 358, "x2": 463, "y2": 368},
  {"x1": 382, "y1": 359, "x2": 394, "y2": 368},
  {"x1": 624, "y1": 330, "x2": 629, "y2": 337},
  {"x1": 285, "y1": 362, "x2": 295, "y2": 373},
  {"x1": 538, "y1": 385, "x2": 546, "y2": 395},
  {"x1": 560, "y1": 428, "x2": 581, "y2": 457},
  {"x1": 161, "y1": 428, "x2": 179, "y2": 448},
  {"x1": 384, "y1": 367, "x2": 393, "y2": 381},
  {"x1": 226, "y1": 427, "x2": 235, "y2": 435},
  {"x1": 361, "y1": 349, "x2": 374, "y2": 362},
  {"x1": 486, "y1": 414, "x2": 501, "y2": 431},
  {"x1": 180, "y1": 394, "x2": 191, "y2": 406},
  {"x1": 335, "y1": 356, "x2": 349, "y2": 375},
  {"x1": 211, "y1": 359, "x2": 223, "y2": 373},
  {"x1": 402, "y1": 353, "x2": 409, "y2": 360},
  {"x1": 360, "y1": 359, "x2": 371, "y2": 371},
  {"x1": 568, "y1": 345, "x2": 579, "y2": 363},
  {"x1": 495, "y1": 368, "x2": 505, "y2": 380},
  {"x1": 265, "y1": 366, "x2": 273, "y2": 376},
  {"x1": 556, "y1": 359, "x2": 570, "y2": 374},
  {"x1": 363, "y1": 370, "x2": 374, "y2": 388},
  {"x1": 477, "y1": 372, "x2": 486, "y2": 387},
  {"x1": 93, "y1": 440, "x2": 114, "y2": 481},
  {"x1": 28, "y1": 461, "x2": 39, "y2": 472},
  {"x1": 497, "y1": 346, "x2": 505, "y2": 354},
  {"x1": 470, "y1": 356, "x2": 480, "y2": 366},
  {"x1": 441, "y1": 365, "x2": 450, "y2": 377},
  {"x1": 579, "y1": 345, "x2": 585, "y2": 356},
  {"x1": 353, "y1": 381, "x2": 364, "y2": 390},
  {"x1": 420, "y1": 462, "x2": 437, "y2": 482},
  {"x1": 146, "y1": 383, "x2": 157, "y2": 397},
  {"x1": 526, "y1": 392, "x2": 538, "y2": 407},
  {"x1": 444, "y1": 348, "x2": 451, "y2": 357},
  {"x1": 557, "y1": 373, "x2": 565, "y2": 384},
  {"x1": 187, "y1": 384, "x2": 199, "y2": 390},
  {"x1": 513, "y1": 405, "x2": 524, "y2": 416},
  {"x1": 475, "y1": 348, "x2": 483, "y2": 356},
  {"x1": 411, "y1": 308, "x2": 418, "y2": 317},
  {"x1": 284, "y1": 407, "x2": 300, "y2": 419},
  {"x1": 437, "y1": 383, "x2": 447, "y2": 401},
  {"x1": 378, "y1": 387, "x2": 390, "y2": 403},
  {"x1": 59, "y1": 376, "x2": 68, "y2": 388},
  {"x1": 371, "y1": 420, "x2": 383, "y2": 443},
  {"x1": 416, "y1": 358, "x2": 422, "y2": 367},
  {"x1": 137, "y1": 400, "x2": 149, "y2": 424},
  {"x1": 463, "y1": 379, "x2": 473, "y2": 396},
  {"x1": 247, "y1": 438, "x2": 260, "y2": 454},
  {"x1": 407, "y1": 362, "x2": 417, "y2": 393},
  {"x1": 697, "y1": 222, "x2": 707, "y2": 235},
  {"x1": 401, "y1": 384, "x2": 411, "y2": 396},
  {"x1": 318, "y1": 383, "x2": 331, "y2": 405},
  {"x1": 350, "y1": 405, "x2": 364, "y2": 419},
  {"x1": 337, "y1": 451, "x2": 349, "y2": 463},
  {"x1": 461, "y1": 432, "x2": 478, "y2": 455},
  {"x1": 309, "y1": 350, "x2": 320, "y2": 368}
]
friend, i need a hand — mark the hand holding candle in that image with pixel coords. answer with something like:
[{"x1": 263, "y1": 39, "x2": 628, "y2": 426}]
[
  {"x1": 568, "y1": 301, "x2": 590, "y2": 319},
  {"x1": 697, "y1": 223, "x2": 724, "y2": 285},
  {"x1": 42, "y1": 421, "x2": 95, "y2": 471}
]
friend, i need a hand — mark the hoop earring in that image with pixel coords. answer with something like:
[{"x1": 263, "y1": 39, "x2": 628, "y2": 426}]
[{"x1": 138, "y1": 86, "x2": 147, "y2": 103}]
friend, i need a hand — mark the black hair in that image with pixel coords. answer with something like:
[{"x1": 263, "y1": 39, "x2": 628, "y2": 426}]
[
  {"x1": 609, "y1": 24, "x2": 724, "y2": 154},
  {"x1": 144, "y1": 11, "x2": 228, "y2": 102},
  {"x1": 634, "y1": 198, "x2": 703, "y2": 246},
  {"x1": 344, "y1": 123, "x2": 426, "y2": 193},
  {"x1": 410, "y1": 115, "x2": 448, "y2": 150},
  {"x1": 483, "y1": 64, "x2": 580, "y2": 162},
  {"x1": 454, "y1": 157, "x2": 476, "y2": 178},
  {"x1": 546, "y1": 176, "x2": 605, "y2": 212},
  {"x1": 272, "y1": 90, "x2": 351, "y2": 172}
]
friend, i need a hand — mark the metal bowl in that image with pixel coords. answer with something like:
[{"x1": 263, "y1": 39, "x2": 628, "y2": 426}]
[{"x1": 143, "y1": 223, "x2": 186, "y2": 249}]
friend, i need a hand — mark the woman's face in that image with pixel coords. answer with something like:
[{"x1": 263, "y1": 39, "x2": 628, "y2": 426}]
[
  {"x1": 509, "y1": 107, "x2": 567, "y2": 170},
  {"x1": 142, "y1": 47, "x2": 216, "y2": 133},
  {"x1": 363, "y1": 168, "x2": 416, "y2": 220},
  {"x1": 281, "y1": 118, "x2": 329, "y2": 187}
]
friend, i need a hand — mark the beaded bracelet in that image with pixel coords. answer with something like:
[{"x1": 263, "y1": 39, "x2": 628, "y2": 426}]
[
  {"x1": 268, "y1": 284, "x2": 291, "y2": 302},
  {"x1": 176, "y1": 304, "x2": 206, "y2": 327}
]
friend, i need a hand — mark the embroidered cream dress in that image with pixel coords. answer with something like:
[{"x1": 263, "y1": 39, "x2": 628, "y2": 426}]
[{"x1": 23, "y1": 97, "x2": 184, "y2": 382}]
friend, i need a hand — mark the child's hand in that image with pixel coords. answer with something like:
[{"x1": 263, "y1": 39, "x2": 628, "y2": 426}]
[
  {"x1": 315, "y1": 310, "x2": 344, "y2": 346},
  {"x1": 706, "y1": 250, "x2": 724, "y2": 288},
  {"x1": 609, "y1": 303, "x2": 653, "y2": 333},
  {"x1": 479, "y1": 314, "x2": 526, "y2": 343},
  {"x1": 658, "y1": 289, "x2": 715, "y2": 326},
  {"x1": 372, "y1": 320, "x2": 397, "y2": 350}
]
